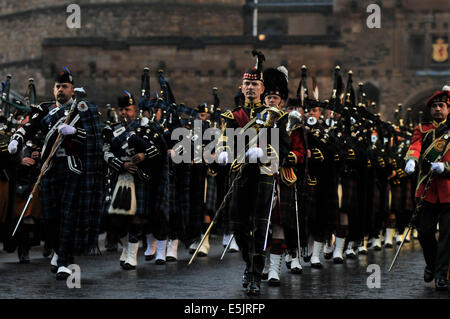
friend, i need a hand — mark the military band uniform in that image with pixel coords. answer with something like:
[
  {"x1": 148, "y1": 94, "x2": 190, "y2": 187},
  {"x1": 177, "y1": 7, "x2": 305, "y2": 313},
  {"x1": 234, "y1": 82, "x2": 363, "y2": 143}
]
[
  {"x1": 405, "y1": 89, "x2": 450, "y2": 290},
  {"x1": 9, "y1": 69, "x2": 104, "y2": 279}
]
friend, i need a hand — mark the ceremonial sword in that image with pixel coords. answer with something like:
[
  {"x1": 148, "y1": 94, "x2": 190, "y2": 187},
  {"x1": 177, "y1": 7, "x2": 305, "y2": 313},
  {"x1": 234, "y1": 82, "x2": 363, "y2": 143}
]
[
  {"x1": 220, "y1": 234, "x2": 234, "y2": 261},
  {"x1": 263, "y1": 180, "x2": 277, "y2": 251},
  {"x1": 294, "y1": 182, "x2": 302, "y2": 263}
]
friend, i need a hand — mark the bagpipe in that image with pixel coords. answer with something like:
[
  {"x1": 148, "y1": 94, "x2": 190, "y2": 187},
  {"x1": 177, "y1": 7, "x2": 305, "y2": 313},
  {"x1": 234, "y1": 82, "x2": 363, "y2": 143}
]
[
  {"x1": 1, "y1": 75, "x2": 34, "y2": 118},
  {"x1": 1, "y1": 76, "x2": 37, "y2": 153},
  {"x1": 297, "y1": 66, "x2": 412, "y2": 168}
]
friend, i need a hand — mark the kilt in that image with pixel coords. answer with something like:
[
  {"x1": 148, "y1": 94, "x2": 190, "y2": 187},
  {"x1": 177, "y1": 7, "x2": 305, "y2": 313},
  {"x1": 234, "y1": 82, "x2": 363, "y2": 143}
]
[
  {"x1": 169, "y1": 163, "x2": 190, "y2": 240},
  {"x1": 14, "y1": 192, "x2": 42, "y2": 220},
  {"x1": 272, "y1": 176, "x2": 297, "y2": 227},
  {"x1": 304, "y1": 173, "x2": 335, "y2": 242},
  {"x1": 168, "y1": 162, "x2": 190, "y2": 241},
  {"x1": 214, "y1": 164, "x2": 232, "y2": 235},
  {"x1": 184, "y1": 164, "x2": 206, "y2": 242},
  {"x1": 340, "y1": 171, "x2": 359, "y2": 214},
  {"x1": 369, "y1": 174, "x2": 389, "y2": 237},
  {"x1": 40, "y1": 158, "x2": 82, "y2": 259},
  {"x1": 229, "y1": 164, "x2": 274, "y2": 274},
  {"x1": 135, "y1": 178, "x2": 151, "y2": 218},
  {"x1": 340, "y1": 170, "x2": 361, "y2": 241},
  {"x1": 204, "y1": 172, "x2": 217, "y2": 216},
  {"x1": 390, "y1": 182, "x2": 402, "y2": 216}
]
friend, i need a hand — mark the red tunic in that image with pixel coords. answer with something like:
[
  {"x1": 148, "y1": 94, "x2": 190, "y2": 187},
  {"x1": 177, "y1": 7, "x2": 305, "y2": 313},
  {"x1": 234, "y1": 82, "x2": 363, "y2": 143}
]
[
  {"x1": 289, "y1": 128, "x2": 306, "y2": 165},
  {"x1": 406, "y1": 121, "x2": 450, "y2": 203}
]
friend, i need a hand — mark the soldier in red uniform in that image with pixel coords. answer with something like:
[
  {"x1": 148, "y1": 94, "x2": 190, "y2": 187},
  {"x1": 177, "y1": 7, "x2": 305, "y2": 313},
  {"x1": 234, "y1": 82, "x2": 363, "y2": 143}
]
[{"x1": 404, "y1": 87, "x2": 450, "y2": 291}]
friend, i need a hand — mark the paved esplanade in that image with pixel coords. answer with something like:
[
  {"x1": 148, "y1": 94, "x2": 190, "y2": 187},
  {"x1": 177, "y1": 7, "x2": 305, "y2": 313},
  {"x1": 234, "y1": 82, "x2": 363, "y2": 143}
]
[{"x1": 0, "y1": 235, "x2": 448, "y2": 299}]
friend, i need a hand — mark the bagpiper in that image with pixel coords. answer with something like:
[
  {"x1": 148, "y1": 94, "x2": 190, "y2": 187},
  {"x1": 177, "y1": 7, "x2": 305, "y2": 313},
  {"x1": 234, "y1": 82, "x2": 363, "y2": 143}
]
[
  {"x1": 103, "y1": 90, "x2": 168, "y2": 270},
  {"x1": 7, "y1": 67, "x2": 104, "y2": 279}
]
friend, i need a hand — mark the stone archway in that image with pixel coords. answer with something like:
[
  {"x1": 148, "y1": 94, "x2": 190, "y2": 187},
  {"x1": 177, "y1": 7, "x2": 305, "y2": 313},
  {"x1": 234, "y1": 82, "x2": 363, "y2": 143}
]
[{"x1": 402, "y1": 86, "x2": 441, "y2": 123}]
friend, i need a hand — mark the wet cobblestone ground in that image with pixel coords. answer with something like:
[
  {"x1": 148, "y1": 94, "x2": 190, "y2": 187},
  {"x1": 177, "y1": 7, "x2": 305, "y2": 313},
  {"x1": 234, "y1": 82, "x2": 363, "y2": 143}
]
[{"x1": 0, "y1": 235, "x2": 448, "y2": 299}]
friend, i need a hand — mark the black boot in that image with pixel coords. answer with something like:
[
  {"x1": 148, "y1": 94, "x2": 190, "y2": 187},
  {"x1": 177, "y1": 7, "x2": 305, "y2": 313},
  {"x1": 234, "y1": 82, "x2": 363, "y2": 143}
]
[
  {"x1": 17, "y1": 241, "x2": 30, "y2": 264},
  {"x1": 18, "y1": 225, "x2": 32, "y2": 264},
  {"x1": 435, "y1": 277, "x2": 448, "y2": 291},
  {"x1": 424, "y1": 265, "x2": 434, "y2": 283},
  {"x1": 242, "y1": 268, "x2": 249, "y2": 288},
  {"x1": 246, "y1": 273, "x2": 261, "y2": 296},
  {"x1": 43, "y1": 242, "x2": 52, "y2": 258}
]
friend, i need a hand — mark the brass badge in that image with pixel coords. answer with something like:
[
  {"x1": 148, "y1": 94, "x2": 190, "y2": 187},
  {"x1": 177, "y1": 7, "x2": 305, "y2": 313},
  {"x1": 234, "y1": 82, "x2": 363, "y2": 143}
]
[{"x1": 434, "y1": 139, "x2": 446, "y2": 152}]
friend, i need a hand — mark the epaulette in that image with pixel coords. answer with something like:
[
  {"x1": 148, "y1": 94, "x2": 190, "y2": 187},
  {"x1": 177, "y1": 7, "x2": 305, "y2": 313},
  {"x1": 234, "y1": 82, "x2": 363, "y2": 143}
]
[
  {"x1": 278, "y1": 110, "x2": 288, "y2": 120},
  {"x1": 418, "y1": 122, "x2": 433, "y2": 134},
  {"x1": 221, "y1": 110, "x2": 234, "y2": 120}
]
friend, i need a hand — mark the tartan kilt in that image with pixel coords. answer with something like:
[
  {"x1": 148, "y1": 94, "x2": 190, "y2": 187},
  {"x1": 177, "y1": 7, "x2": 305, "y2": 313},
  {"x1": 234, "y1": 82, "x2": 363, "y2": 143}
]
[
  {"x1": 340, "y1": 171, "x2": 359, "y2": 214},
  {"x1": 229, "y1": 165, "x2": 274, "y2": 230},
  {"x1": 134, "y1": 178, "x2": 152, "y2": 218},
  {"x1": 214, "y1": 164, "x2": 232, "y2": 235},
  {"x1": 168, "y1": 163, "x2": 190, "y2": 240},
  {"x1": 322, "y1": 174, "x2": 340, "y2": 217},
  {"x1": 14, "y1": 192, "x2": 42, "y2": 220},
  {"x1": 40, "y1": 158, "x2": 104, "y2": 256},
  {"x1": 372, "y1": 178, "x2": 389, "y2": 217},
  {"x1": 272, "y1": 178, "x2": 297, "y2": 228},
  {"x1": 184, "y1": 164, "x2": 206, "y2": 242},
  {"x1": 204, "y1": 173, "x2": 217, "y2": 216},
  {"x1": 40, "y1": 159, "x2": 82, "y2": 255},
  {"x1": 390, "y1": 182, "x2": 403, "y2": 215}
]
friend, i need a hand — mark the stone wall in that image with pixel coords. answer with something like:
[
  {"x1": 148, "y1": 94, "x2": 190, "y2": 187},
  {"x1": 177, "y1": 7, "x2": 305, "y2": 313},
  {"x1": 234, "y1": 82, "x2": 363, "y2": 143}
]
[
  {"x1": 39, "y1": 39, "x2": 343, "y2": 110},
  {"x1": 0, "y1": 0, "x2": 245, "y2": 15}
]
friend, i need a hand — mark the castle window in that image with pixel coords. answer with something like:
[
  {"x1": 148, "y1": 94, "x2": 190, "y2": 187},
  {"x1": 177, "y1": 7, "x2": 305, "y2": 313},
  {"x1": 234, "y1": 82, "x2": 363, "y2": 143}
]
[{"x1": 409, "y1": 34, "x2": 425, "y2": 68}]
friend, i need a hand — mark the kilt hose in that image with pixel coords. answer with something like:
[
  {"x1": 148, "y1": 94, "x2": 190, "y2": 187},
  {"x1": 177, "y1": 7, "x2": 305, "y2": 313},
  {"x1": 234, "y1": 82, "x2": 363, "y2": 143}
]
[{"x1": 229, "y1": 164, "x2": 274, "y2": 277}]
